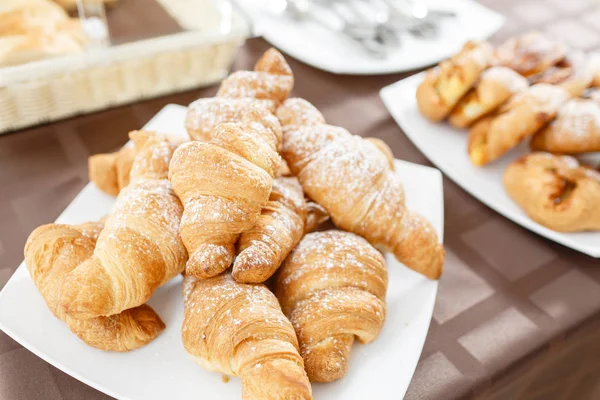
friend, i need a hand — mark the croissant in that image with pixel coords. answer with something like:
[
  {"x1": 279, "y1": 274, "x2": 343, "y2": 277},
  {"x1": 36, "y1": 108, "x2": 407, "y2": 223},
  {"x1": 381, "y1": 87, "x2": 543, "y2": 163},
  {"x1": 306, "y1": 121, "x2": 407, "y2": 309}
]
[
  {"x1": 504, "y1": 152, "x2": 600, "y2": 232},
  {"x1": 25, "y1": 221, "x2": 165, "y2": 351},
  {"x1": 233, "y1": 176, "x2": 323, "y2": 283},
  {"x1": 494, "y1": 31, "x2": 566, "y2": 77},
  {"x1": 182, "y1": 273, "x2": 312, "y2": 400},
  {"x1": 88, "y1": 130, "x2": 181, "y2": 196},
  {"x1": 530, "y1": 98, "x2": 600, "y2": 154},
  {"x1": 89, "y1": 144, "x2": 135, "y2": 196},
  {"x1": 186, "y1": 48, "x2": 293, "y2": 142},
  {"x1": 275, "y1": 230, "x2": 388, "y2": 382},
  {"x1": 448, "y1": 66, "x2": 529, "y2": 128},
  {"x1": 59, "y1": 133, "x2": 187, "y2": 319},
  {"x1": 277, "y1": 98, "x2": 444, "y2": 279},
  {"x1": 169, "y1": 105, "x2": 281, "y2": 279},
  {"x1": 416, "y1": 40, "x2": 494, "y2": 121},
  {"x1": 468, "y1": 84, "x2": 569, "y2": 166}
]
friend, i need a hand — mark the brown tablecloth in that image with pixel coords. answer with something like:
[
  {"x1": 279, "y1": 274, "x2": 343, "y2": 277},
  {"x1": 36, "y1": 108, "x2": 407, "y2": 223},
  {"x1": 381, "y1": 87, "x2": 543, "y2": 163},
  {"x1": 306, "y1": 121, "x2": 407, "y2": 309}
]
[{"x1": 1, "y1": 0, "x2": 600, "y2": 399}]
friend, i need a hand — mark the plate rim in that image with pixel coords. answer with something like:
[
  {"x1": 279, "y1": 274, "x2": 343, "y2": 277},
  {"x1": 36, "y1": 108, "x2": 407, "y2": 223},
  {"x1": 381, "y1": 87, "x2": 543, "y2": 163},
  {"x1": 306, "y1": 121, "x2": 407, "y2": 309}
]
[{"x1": 380, "y1": 74, "x2": 600, "y2": 258}]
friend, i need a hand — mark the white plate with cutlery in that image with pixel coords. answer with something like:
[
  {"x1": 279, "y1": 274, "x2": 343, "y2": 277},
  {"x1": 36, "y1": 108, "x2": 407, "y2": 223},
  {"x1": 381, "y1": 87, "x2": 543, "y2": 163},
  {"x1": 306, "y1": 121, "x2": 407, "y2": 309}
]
[
  {"x1": 236, "y1": 0, "x2": 503, "y2": 74},
  {"x1": 380, "y1": 73, "x2": 600, "y2": 258},
  {"x1": 0, "y1": 104, "x2": 444, "y2": 400}
]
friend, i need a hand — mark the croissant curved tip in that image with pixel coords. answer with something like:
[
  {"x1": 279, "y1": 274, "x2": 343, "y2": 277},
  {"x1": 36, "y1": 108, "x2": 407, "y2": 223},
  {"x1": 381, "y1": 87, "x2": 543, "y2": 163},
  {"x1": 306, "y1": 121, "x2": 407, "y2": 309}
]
[
  {"x1": 186, "y1": 244, "x2": 234, "y2": 279},
  {"x1": 232, "y1": 249, "x2": 275, "y2": 284}
]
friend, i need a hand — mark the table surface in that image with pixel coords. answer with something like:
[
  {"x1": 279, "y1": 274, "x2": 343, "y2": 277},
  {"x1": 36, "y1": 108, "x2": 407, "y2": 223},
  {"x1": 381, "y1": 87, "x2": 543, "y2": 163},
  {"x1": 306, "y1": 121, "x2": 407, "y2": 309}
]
[{"x1": 2, "y1": 0, "x2": 600, "y2": 399}]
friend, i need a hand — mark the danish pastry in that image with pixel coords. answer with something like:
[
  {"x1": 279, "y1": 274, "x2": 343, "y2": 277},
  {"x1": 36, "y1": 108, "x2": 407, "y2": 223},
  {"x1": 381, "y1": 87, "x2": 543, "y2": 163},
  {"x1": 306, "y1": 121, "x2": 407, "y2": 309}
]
[
  {"x1": 449, "y1": 66, "x2": 529, "y2": 128},
  {"x1": 495, "y1": 31, "x2": 566, "y2": 77},
  {"x1": 468, "y1": 84, "x2": 569, "y2": 166},
  {"x1": 531, "y1": 98, "x2": 600, "y2": 154},
  {"x1": 416, "y1": 40, "x2": 494, "y2": 121},
  {"x1": 504, "y1": 152, "x2": 600, "y2": 232}
]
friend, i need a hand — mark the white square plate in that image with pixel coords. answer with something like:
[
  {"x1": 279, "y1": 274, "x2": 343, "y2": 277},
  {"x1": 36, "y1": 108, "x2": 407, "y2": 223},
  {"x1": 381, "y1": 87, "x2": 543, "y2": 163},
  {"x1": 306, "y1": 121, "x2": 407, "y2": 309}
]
[
  {"x1": 237, "y1": 0, "x2": 503, "y2": 75},
  {"x1": 380, "y1": 74, "x2": 600, "y2": 258},
  {"x1": 0, "y1": 104, "x2": 443, "y2": 400}
]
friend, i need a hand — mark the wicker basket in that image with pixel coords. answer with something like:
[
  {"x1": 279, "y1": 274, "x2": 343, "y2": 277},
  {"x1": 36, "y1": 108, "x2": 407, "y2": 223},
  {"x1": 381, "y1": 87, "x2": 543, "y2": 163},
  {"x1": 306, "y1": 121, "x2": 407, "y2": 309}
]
[{"x1": 0, "y1": 0, "x2": 249, "y2": 134}]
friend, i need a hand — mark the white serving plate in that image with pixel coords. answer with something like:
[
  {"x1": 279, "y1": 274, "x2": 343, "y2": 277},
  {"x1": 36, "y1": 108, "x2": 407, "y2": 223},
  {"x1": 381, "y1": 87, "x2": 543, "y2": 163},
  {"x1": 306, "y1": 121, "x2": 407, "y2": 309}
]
[
  {"x1": 380, "y1": 73, "x2": 600, "y2": 258},
  {"x1": 0, "y1": 104, "x2": 443, "y2": 400},
  {"x1": 236, "y1": 0, "x2": 503, "y2": 75}
]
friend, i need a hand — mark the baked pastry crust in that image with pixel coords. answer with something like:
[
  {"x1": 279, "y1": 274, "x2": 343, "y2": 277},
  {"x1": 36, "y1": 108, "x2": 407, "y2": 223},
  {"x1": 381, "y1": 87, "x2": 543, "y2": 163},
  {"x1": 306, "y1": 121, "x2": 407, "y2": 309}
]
[
  {"x1": 25, "y1": 221, "x2": 165, "y2": 351},
  {"x1": 529, "y1": 52, "x2": 593, "y2": 97},
  {"x1": 495, "y1": 31, "x2": 566, "y2": 77},
  {"x1": 416, "y1": 40, "x2": 493, "y2": 121},
  {"x1": 531, "y1": 98, "x2": 600, "y2": 154},
  {"x1": 468, "y1": 84, "x2": 569, "y2": 166},
  {"x1": 278, "y1": 98, "x2": 444, "y2": 279},
  {"x1": 182, "y1": 273, "x2": 312, "y2": 399},
  {"x1": 504, "y1": 152, "x2": 600, "y2": 232},
  {"x1": 275, "y1": 230, "x2": 388, "y2": 382},
  {"x1": 449, "y1": 66, "x2": 529, "y2": 128}
]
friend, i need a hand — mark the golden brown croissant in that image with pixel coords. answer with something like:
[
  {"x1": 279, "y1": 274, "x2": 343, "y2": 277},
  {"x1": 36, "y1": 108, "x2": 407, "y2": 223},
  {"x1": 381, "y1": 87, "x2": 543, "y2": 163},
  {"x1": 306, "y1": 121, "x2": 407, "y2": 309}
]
[
  {"x1": 504, "y1": 152, "x2": 600, "y2": 232},
  {"x1": 25, "y1": 221, "x2": 165, "y2": 351},
  {"x1": 233, "y1": 177, "x2": 308, "y2": 283},
  {"x1": 88, "y1": 130, "x2": 178, "y2": 196},
  {"x1": 169, "y1": 105, "x2": 281, "y2": 279},
  {"x1": 185, "y1": 48, "x2": 292, "y2": 142},
  {"x1": 416, "y1": 40, "x2": 494, "y2": 121},
  {"x1": 275, "y1": 230, "x2": 388, "y2": 382},
  {"x1": 468, "y1": 84, "x2": 569, "y2": 166},
  {"x1": 59, "y1": 134, "x2": 187, "y2": 319},
  {"x1": 89, "y1": 144, "x2": 135, "y2": 196},
  {"x1": 530, "y1": 98, "x2": 600, "y2": 154},
  {"x1": 449, "y1": 66, "x2": 529, "y2": 128},
  {"x1": 494, "y1": 31, "x2": 566, "y2": 77},
  {"x1": 529, "y1": 52, "x2": 593, "y2": 97},
  {"x1": 277, "y1": 98, "x2": 444, "y2": 279},
  {"x1": 182, "y1": 273, "x2": 312, "y2": 400}
]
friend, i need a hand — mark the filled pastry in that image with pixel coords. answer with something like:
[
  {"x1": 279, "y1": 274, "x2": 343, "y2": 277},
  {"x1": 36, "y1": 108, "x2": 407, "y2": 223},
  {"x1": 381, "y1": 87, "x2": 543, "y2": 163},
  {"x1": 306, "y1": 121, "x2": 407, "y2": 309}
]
[
  {"x1": 468, "y1": 84, "x2": 569, "y2": 166},
  {"x1": 25, "y1": 220, "x2": 165, "y2": 351},
  {"x1": 530, "y1": 98, "x2": 600, "y2": 154},
  {"x1": 182, "y1": 273, "x2": 312, "y2": 400},
  {"x1": 449, "y1": 66, "x2": 529, "y2": 128},
  {"x1": 494, "y1": 31, "x2": 566, "y2": 77},
  {"x1": 504, "y1": 153, "x2": 600, "y2": 232},
  {"x1": 416, "y1": 40, "x2": 494, "y2": 121},
  {"x1": 529, "y1": 52, "x2": 594, "y2": 97},
  {"x1": 278, "y1": 98, "x2": 444, "y2": 279},
  {"x1": 275, "y1": 231, "x2": 388, "y2": 382}
]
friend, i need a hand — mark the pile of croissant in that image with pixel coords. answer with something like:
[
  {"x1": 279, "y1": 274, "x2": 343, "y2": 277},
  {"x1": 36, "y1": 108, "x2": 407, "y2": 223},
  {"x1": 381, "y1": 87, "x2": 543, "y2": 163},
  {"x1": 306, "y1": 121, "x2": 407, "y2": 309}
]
[
  {"x1": 24, "y1": 49, "x2": 444, "y2": 399},
  {"x1": 416, "y1": 31, "x2": 600, "y2": 233}
]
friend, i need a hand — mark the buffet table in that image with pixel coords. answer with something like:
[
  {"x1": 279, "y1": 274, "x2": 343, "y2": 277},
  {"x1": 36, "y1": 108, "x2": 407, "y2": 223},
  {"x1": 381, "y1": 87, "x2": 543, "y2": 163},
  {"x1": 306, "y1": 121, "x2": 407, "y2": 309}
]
[{"x1": 1, "y1": 0, "x2": 600, "y2": 398}]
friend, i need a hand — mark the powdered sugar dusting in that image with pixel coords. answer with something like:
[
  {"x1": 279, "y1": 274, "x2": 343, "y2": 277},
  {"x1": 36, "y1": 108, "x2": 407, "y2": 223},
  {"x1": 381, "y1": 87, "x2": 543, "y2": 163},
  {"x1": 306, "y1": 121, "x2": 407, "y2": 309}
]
[
  {"x1": 482, "y1": 66, "x2": 529, "y2": 93},
  {"x1": 527, "y1": 84, "x2": 569, "y2": 114}
]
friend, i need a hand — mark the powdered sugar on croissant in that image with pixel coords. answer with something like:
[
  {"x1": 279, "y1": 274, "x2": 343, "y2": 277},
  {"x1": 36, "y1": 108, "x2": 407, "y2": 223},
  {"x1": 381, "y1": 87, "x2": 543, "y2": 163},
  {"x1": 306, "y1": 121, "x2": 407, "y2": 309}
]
[
  {"x1": 169, "y1": 105, "x2": 282, "y2": 279},
  {"x1": 275, "y1": 230, "x2": 387, "y2": 382},
  {"x1": 60, "y1": 133, "x2": 187, "y2": 319},
  {"x1": 186, "y1": 48, "x2": 293, "y2": 143},
  {"x1": 277, "y1": 98, "x2": 444, "y2": 279},
  {"x1": 182, "y1": 273, "x2": 312, "y2": 399}
]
